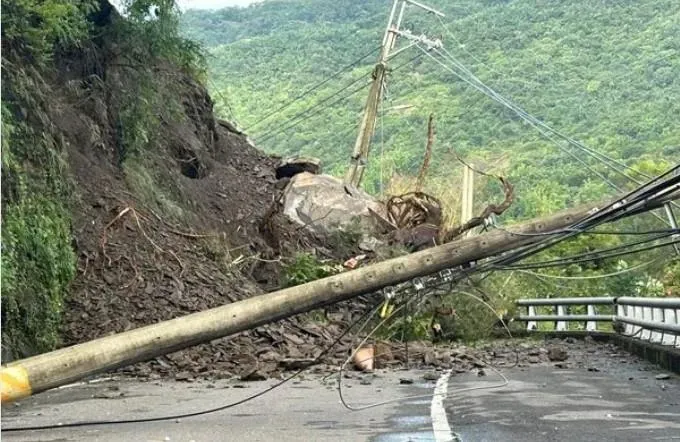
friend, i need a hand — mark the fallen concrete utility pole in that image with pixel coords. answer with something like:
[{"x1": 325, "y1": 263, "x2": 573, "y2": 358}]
[{"x1": 0, "y1": 196, "x2": 672, "y2": 403}]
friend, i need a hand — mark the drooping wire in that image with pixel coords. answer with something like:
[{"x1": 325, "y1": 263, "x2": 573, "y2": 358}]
[
  {"x1": 513, "y1": 258, "x2": 661, "y2": 281},
  {"x1": 435, "y1": 15, "x2": 651, "y2": 183},
  {"x1": 208, "y1": 77, "x2": 241, "y2": 128},
  {"x1": 494, "y1": 226, "x2": 680, "y2": 238},
  {"x1": 495, "y1": 236, "x2": 679, "y2": 271},
  {"x1": 245, "y1": 46, "x2": 381, "y2": 131},
  {"x1": 256, "y1": 51, "x2": 424, "y2": 144},
  {"x1": 336, "y1": 289, "x2": 515, "y2": 412},
  {"x1": 2, "y1": 300, "x2": 383, "y2": 433},
  {"x1": 415, "y1": 44, "x2": 626, "y2": 193},
  {"x1": 255, "y1": 72, "x2": 373, "y2": 142},
  {"x1": 484, "y1": 165, "x2": 680, "y2": 269},
  {"x1": 431, "y1": 41, "x2": 680, "y2": 217}
]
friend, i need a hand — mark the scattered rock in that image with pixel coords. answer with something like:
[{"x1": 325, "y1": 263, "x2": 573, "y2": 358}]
[
  {"x1": 436, "y1": 352, "x2": 452, "y2": 365},
  {"x1": 399, "y1": 378, "x2": 414, "y2": 385},
  {"x1": 655, "y1": 373, "x2": 671, "y2": 380},
  {"x1": 92, "y1": 392, "x2": 123, "y2": 399},
  {"x1": 279, "y1": 358, "x2": 316, "y2": 370},
  {"x1": 587, "y1": 367, "x2": 600, "y2": 372},
  {"x1": 343, "y1": 254, "x2": 367, "y2": 270},
  {"x1": 547, "y1": 346, "x2": 568, "y2": 362},
  {"x1": 528, "y1": 356, "x2": 541, "y2": 364},
  {"x1": 175, "y1": 372, "x2": 194, "y2": 382},
  {"x1": 423, "y1": 372, "x2": 439, "y2": 381},
  {"x1": 358, "y1": 236, "x2": 385, "y2": 252},
  {"x1": 374, "y1": 342, "x2": 394, "y2": 368},
  {"x1": 554, "y1": 362, "x2": 569, "y2": 369},
  {"x1": 240, "y1": 369, "x2": 267, "y2": 382}
]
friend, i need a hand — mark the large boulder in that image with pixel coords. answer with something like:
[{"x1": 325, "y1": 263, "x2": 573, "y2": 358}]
[{"x1": 281, "y1": 172, "x2": 385, "y2": 235}]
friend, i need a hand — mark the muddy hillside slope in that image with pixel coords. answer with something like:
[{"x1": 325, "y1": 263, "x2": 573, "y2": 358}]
[{"x1": 1, "y1": 1, "x2": 366, "y2": 379}]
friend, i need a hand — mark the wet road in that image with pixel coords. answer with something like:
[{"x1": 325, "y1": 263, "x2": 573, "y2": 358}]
[{"x1": 2, "y1": 345, "x2": 679, "y2": 441}]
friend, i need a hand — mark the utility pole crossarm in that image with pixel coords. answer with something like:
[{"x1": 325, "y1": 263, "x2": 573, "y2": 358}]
[{"x1": 344, "y1": 0, "x2": 443, "y2": 188}]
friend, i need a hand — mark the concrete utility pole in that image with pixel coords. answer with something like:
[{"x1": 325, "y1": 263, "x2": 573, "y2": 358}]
[
  {"x1": 1, "y1": 195, "x2": 664, "y2": 404},
  {"x1": 345, "y1": 0, "x2": 445, "y2": 188}
]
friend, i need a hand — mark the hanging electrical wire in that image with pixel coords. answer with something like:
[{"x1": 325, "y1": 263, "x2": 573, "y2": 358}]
[
  {"x1": 435, "y1": 15, "x2": 652, "y2": 183},
  {"x1": 256, "y1": 51, "x2": 424, "y2": 144},
  {"x1": 2, "y1": 300, "x2": 384, "y2": 433},
  {"x1": 245, "y1": 46, "x2": 381, "y2": 131},
  {"x1": 513, "y1": 258, "x2": 662, "y2": 281}
]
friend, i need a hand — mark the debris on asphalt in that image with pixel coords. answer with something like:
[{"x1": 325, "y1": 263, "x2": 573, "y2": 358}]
[
  {"x1": 423, "y1": 372, "x2": 439, "y2": 381},
  {"x1": 353, "y1": 346, "x2": 375, "y2": 372},
  {"x1": 547, "y1": 346, "x2": 569, "y2": 362}
]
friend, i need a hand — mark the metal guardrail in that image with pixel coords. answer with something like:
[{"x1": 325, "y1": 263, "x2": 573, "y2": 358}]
[{"x1": 516, "y1": 296, "x2": 680, "y2": 349}]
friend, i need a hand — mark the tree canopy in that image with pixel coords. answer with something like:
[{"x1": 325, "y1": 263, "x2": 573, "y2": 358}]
[{"x1": 182, "y1": 0, "x2": 679, "y2": 220}]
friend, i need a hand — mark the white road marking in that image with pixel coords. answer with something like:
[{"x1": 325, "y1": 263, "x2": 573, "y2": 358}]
[{"x1": 431, "y1": 369, "x2": 455, "y2": 442}]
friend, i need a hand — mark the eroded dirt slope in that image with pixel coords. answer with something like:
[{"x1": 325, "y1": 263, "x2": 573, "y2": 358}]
[{"x1": 48, "y1": 28, "x2": 366, "y2": 380}]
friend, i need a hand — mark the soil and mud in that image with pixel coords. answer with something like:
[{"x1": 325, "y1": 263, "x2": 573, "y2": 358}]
[{"x1": 27, "y1": 15, "x2": 371, "y2": 380}]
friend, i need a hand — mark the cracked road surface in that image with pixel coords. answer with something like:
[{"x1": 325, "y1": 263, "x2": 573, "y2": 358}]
[{"x1": 2, "y1": 349, "x2": 679, "y2": 441}]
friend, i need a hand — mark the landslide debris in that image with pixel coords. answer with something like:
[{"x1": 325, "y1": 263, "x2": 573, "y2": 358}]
[{"x1": 1, "y1": 0, "x2": 368, "y2": 379}]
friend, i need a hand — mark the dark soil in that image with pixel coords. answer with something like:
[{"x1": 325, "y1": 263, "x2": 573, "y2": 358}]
[{"x1": 49, "y1": 35, "x2": 365, "y2": 380}]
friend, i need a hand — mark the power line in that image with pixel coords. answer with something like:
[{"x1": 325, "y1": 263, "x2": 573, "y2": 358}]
[
  {"x1": 245, "y1": 46, "x2": 381, "y2": 131},
  {"x1": 435, "y1": 45, "x2": 642, "y2": 184},
  {"x1": 427, "y1": 41, "x2": 649, "y2": 185},
  {"x1": 513, "y1": 258, "x2": 661, "y2": 281},
  {"x1": 415, "y1": 44, "x2": 626, "y2": 192},
  {"x1": 418, "y1": 43, "x2": 680, "y2": 225},
  {"x1": 256, "y1": 74, "x2": 372, "y2": 143},
  {"x1": 495, "y1": 231, "x2": 674, "y2": 270},
  {"x1": 256, "y1": 51, "x2": 424, "y2": 144},
  {"x1": 495, "y1": 236, "x2": 678, "y2": 271},
  {"x1": 435, "y1": 14, "x2": 657, "y2": 183},
  {"x1": 477, "y1": 166, "x2": 680, "y2": 272},
  {"x1": 2, "y1": 300, "x2": 382, "y2": 432}
]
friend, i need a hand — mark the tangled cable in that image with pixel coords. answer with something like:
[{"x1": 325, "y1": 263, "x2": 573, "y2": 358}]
[{"x1": 2, "y1": 301, "x2": 382, "y2": 433}]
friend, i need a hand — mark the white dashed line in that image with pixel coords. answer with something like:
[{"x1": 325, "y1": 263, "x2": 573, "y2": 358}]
[{"x1": 431, "y1": 369, "x2": 455, "y2": 442}]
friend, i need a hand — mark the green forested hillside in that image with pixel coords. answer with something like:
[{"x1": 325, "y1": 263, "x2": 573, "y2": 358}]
[{"x1": 182, "y1": 0, "x2": 679, "y2": 222}]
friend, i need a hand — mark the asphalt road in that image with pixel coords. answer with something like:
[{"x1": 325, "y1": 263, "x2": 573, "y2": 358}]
[{"x1": 2, "y1": 348, "x2": 679, "y2": 441}]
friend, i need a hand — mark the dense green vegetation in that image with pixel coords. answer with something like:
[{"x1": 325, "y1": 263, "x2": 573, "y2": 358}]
[
  {"x1": 1, "y1": 0, "x2": 95, "y2": 356},
  {"x1": 182, "y1": 0, "x2": 679, "y2": 338},
  {"x1": 0, "y1": 0, "x2": 203, "y2": 357},
  {"x1": 183, "y1": 0, "x2": 679, "y2": 217}
]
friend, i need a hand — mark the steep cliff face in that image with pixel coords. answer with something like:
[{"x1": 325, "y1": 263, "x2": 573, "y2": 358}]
[{"x1": 1, "y1": 1, "x2": 362, "y2": 376}]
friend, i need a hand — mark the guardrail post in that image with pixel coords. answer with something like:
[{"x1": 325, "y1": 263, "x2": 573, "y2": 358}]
[
  {"x1": 556, "y1": 305, "x2": 567, "y2": 331},
  {"x1": 618, "y1": 304, "x2": 632, "y2": 335},
  {"x1": 586, "y1": 305, "x2": 597, "y2": 331},
  {"x1": 663, "y1": 307, "x2": 678, "y2": 347},
  {"x1": 633, "y1": 305, "x2": 644, "y2": 338},
  {"x1": 641, "y1": 306, "x2": 653, "y2": 340},
  {"x1": 527, "y1": 305, "x2": 537, "y2": 331},
  {"x1": 651, "y1": 308, "x2": 664, "y2": 343}
]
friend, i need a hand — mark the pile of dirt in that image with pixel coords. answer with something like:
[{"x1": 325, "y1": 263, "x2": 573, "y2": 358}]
[{"x1": 47, "y1": 25, "x2": 367, "y2": 380}]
